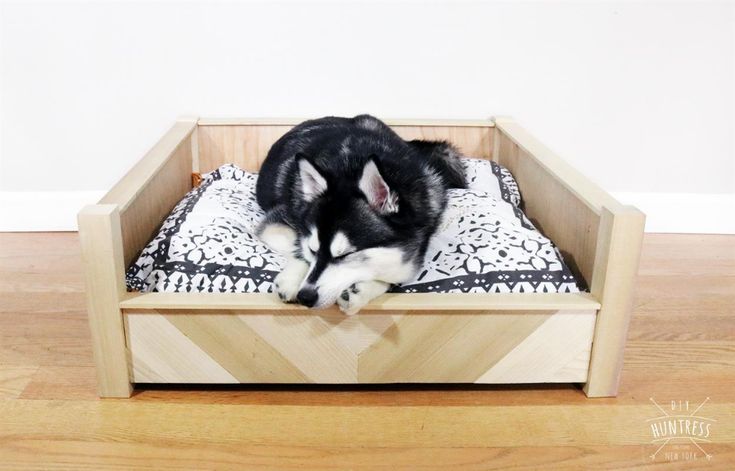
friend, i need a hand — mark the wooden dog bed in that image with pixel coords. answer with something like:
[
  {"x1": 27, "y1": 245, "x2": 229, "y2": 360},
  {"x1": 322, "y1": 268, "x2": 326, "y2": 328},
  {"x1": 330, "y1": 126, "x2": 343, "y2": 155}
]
[{"x1": 78, "y1": 117, "x2": 645, "y2": 398}]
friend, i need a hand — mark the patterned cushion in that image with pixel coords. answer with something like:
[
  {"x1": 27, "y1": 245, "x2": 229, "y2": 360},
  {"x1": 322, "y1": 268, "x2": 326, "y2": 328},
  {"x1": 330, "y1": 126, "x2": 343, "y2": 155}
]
[{"x1": 125, "y1": 160, "x2": 580, "y2": 294}]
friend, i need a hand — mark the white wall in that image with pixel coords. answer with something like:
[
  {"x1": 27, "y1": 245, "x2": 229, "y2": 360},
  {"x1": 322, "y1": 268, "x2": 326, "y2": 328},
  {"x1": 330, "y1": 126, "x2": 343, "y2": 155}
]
[{"x1": 1, "y1": 1, "x2": 733, "y2": 232}]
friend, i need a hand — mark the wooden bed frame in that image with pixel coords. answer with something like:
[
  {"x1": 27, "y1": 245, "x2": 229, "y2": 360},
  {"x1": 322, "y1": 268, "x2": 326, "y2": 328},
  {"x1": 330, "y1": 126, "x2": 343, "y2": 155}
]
[{"x1": 78, "y1": 117, "x2": 645, "y2": 398}]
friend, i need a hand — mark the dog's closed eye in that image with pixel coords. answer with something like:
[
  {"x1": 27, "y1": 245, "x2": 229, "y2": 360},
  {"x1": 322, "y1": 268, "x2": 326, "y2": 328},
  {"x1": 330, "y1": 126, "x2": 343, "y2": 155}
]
[
  {"x1": 330, "y1": 232, "x2": 355, "y2": 258},
  {"x1": 332, "y1": 250, "x2": 355, "y2": 261}
]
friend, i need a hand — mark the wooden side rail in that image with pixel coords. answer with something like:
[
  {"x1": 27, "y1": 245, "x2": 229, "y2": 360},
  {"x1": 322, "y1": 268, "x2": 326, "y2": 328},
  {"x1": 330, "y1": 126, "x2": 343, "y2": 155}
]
[
  {"x1": 493, "y1": 118, "x2": 645, "y2": 397},
  {"x1": 78, "y1": 117, "x2": 198, "y2": 396},
  {"x1": 196, "y1": 118, "x2": 495, "y2": 173},
  {"x1": 100, "y1": 117, "x2": 197, "y2": 267},
  {"x1": 120, "y1": 292, "x2": 601, "y2": 311}
]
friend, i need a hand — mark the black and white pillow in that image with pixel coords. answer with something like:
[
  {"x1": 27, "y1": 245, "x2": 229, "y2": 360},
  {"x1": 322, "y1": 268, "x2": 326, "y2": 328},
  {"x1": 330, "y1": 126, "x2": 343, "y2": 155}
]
[
  {"x1": 125, "y1": 166, "x2": 283, "y2": 293},
  {"x1": 396, "y1": 188, "x2": 578, "y2": 293},
  {"x1": 126, "y1": 160, "x2": 580, "y2": 294}
]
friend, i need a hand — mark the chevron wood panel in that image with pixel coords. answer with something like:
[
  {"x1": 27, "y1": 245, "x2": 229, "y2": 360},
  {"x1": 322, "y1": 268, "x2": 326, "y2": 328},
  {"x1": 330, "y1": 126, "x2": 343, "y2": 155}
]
[
  {"x1": 126, "y1": 314, "x2": 237, "y2": 383},
  {"x1": 124, "y1": 309, "x2": 596, "y2": 384},
  {"x1": 475, "y1": 311, "x2": 597, "y2": 383}
]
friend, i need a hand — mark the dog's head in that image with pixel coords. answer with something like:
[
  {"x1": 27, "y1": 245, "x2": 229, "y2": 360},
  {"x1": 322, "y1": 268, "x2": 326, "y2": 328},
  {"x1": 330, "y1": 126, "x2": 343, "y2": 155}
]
[{"x1": 292, "y1": 154, "x2": 415, "y2": 308}]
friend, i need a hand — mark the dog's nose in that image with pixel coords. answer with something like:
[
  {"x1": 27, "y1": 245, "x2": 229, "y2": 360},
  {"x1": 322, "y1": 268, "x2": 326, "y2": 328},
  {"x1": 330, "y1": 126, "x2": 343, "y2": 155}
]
[{"x1": 296, "y1": 288, "x2": 318, "y2": 308}]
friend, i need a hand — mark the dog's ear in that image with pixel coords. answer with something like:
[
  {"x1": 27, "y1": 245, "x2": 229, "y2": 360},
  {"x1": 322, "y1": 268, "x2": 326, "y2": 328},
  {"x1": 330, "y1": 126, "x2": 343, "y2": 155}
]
[
  {"x1": 359, "y1": 157, "x2": 398, "y2": 214},
  {"x1": 296, "y1": 153, "x2": 327, "y2": 201}
]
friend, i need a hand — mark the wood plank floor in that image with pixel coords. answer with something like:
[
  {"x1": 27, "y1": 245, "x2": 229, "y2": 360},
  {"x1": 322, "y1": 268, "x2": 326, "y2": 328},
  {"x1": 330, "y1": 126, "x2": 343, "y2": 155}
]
[{"x1": 0, "y1": 232, "x2": 733, "y2": 469}]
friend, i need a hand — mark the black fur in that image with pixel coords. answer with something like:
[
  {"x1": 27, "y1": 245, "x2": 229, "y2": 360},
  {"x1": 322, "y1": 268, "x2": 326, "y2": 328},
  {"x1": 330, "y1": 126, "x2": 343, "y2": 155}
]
[{"x1": 256, "y1": 114, "x2": 466, "y2": 278}]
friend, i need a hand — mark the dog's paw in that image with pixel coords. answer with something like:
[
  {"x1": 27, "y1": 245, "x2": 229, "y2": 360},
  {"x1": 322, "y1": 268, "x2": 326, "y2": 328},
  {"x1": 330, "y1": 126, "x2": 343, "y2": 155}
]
[
  {"x1": 274, "y1": 273, "x2": 299, "y2": 303},
  {"x1": 337, "y1": 283, "x2": 362, "y2": 315},
  {"x1": 337, "y1": 280, "x2": 389, "y2": 315},
  {"x1": 274, "y1": 259, "x2": 308, "y2": 303}
]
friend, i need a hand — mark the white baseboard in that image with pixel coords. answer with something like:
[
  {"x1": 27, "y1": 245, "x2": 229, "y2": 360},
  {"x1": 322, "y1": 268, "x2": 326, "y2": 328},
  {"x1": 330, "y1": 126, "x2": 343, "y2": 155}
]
[{"x1": 0, "y1": 190, "x2": 733, "y2": 234}]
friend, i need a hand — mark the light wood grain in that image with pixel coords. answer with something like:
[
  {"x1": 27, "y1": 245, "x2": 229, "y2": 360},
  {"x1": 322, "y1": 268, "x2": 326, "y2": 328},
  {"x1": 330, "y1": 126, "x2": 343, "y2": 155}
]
[
  {"x1": 493, "y1": 117, "x2": 646, "y2": 290},
  {"x1": 198, "y1": 124, "x2": 292, "y2": 173},
  {"x1": 126, "y1": 314, "x2": 238, "y2": 383},
  {"x1": 239, "y1": 313, "x2": 360, "y2": 381},
  {"x1": 119, "y1": 291, "x2": 601, "y2": 311},
  {"x1": 77, "y1": 118, "x2": 198, "y2": 397},
  {"x1": 0, "y1": 439, "x2": 732, "y2": 470},
  {"x1": 191, "y1": 121, "x2": 200, "y2": 173},
  {"x1": 584, "y1": 207, "x2": 646, "y2": 397},
  {"x1": 18, "y1": 366, "x2": 98, "y2": 401},
  {"x1": 476, "y1": 311, "x2": 596, "y2": 383},
  {"x1": 198, "y1": 117, "x2": 496, "y2": 127},
  {"x1": 359, "y1": 310, "x2": 595, "y2": 383},
  {"x1": 1, "y1": 232, "x2": 734, "y2": 469},
  {"x1": 0, "y1": 399, "x2": 733, "y2": 448},
  {"x1": 0, "y1": 366, "x2": 37, "y2": 399},
  {"x1": 197, "y1": 121, "x2": 494, "y2": 172},
  {"x1": 0, "y1": 334, "x2": 94, "y2": 368},
  {"x1": 99, "y1": 119, "x2": 196, "y2": 211},
  {"x1": 392, "y1": 125, "x2": 493, "y2": 159},
  {"x1": 492, "y1": 119, "x2": 645, "y2": 397},
  {"x1": 100, "y1": 119, "x2": 195, "y2": 267},
  {"x1": 77, "y1": 205, "x2": 132, "y2": 397},
  {"x1": 493, "y1": 118, "x2": 624, "y2": 214},
  {"x1": 124, "y1": 309, "x2": 595, "y2": 384},
  {"x1": 493, "y1": 122, "x2": 602, "y2": 287}
]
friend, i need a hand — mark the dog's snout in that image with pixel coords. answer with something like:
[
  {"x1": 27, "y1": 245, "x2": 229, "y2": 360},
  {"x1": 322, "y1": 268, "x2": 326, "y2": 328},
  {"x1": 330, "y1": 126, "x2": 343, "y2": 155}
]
[{"x1": 296, "y1": 288, "x2": 318, "y2": 308}]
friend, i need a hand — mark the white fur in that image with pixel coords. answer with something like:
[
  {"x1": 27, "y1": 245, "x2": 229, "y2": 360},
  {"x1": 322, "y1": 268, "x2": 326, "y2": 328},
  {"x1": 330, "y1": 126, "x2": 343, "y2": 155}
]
[
  {"x1": 307, "y1": 229, "x2": 319, "y2": 253},
  {"x1": 273, "y1": 258, "x2": 309, "y2": 302},
  {"x1": 298, "y1": 159, "x2": 327, "y2": 201},
  {"x1": 300, "y1": 236, "x2": 314, "y2": 262},
  {"x1": 258, "y1": 223, "x2": 297, "y2": 255},
  {"x1": 307, "y1": 247, "x2": 414, "y2": 310},
  {"x1": 329, "y1": 231, "x2": 354, "y2": 258},
  {"x1": 337, "y1": 280, "x2": 390, "y2": 315}
]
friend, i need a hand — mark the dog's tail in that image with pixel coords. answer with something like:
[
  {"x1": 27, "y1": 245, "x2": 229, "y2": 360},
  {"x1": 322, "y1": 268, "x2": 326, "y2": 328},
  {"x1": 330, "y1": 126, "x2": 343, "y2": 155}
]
[{"x1": 408, "y1": 139, "x2": 467, "y2": 189}]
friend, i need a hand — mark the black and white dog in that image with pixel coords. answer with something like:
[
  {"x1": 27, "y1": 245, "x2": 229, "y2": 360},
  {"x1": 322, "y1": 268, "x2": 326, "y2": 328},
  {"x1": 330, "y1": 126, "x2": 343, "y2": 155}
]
[{"x1": 256, "y1": 115, "x2": 465, "y2": 314}]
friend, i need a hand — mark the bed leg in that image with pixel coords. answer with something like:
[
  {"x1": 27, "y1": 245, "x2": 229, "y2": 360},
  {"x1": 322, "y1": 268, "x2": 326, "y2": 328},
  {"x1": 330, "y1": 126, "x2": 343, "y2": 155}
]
[
  {"x1": 583, "y1": 206, "x2": 645, "y2": 398},
  {"x1": 78, "y1": 204, "x2": 133, "y2": 398}
]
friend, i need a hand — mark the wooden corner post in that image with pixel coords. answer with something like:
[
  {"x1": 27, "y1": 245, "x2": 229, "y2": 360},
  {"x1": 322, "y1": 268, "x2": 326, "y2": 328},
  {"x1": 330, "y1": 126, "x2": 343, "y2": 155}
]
[
  {"x1": 583, "y1": 206, "x2": 646, "y2": 397},
  {"x1": 78, "y1": 204, "x2": 133, "y2": 398}
]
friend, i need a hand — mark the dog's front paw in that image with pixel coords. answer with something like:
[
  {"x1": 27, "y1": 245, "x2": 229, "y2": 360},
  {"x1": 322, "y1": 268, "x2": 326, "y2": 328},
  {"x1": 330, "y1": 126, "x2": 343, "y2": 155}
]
[
  {"x1": 274, "y1": 259, "x2": 308, "y2": 303},
  {"x1": 274, "y1": 272, "x2": 299, "y2": 303},
  {"x1": 337, "y1": 284, "x2": 362, "y2": 315},
  {"x1": 337, "y1": 280, "x2": 389, "y2": 315}
]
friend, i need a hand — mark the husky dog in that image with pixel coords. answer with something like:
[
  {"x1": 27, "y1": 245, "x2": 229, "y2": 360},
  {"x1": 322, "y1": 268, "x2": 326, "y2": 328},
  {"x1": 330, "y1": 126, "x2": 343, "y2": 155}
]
[{"x1": 256, "y1": 115, "x2": 465, "y2": 314}]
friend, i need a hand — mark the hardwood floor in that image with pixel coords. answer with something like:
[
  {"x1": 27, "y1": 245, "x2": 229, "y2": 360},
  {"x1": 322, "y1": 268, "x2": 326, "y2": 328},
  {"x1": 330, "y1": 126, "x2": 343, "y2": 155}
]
[{"x1": 0, "y1": 232, "x2": 733, "y2": 469}]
